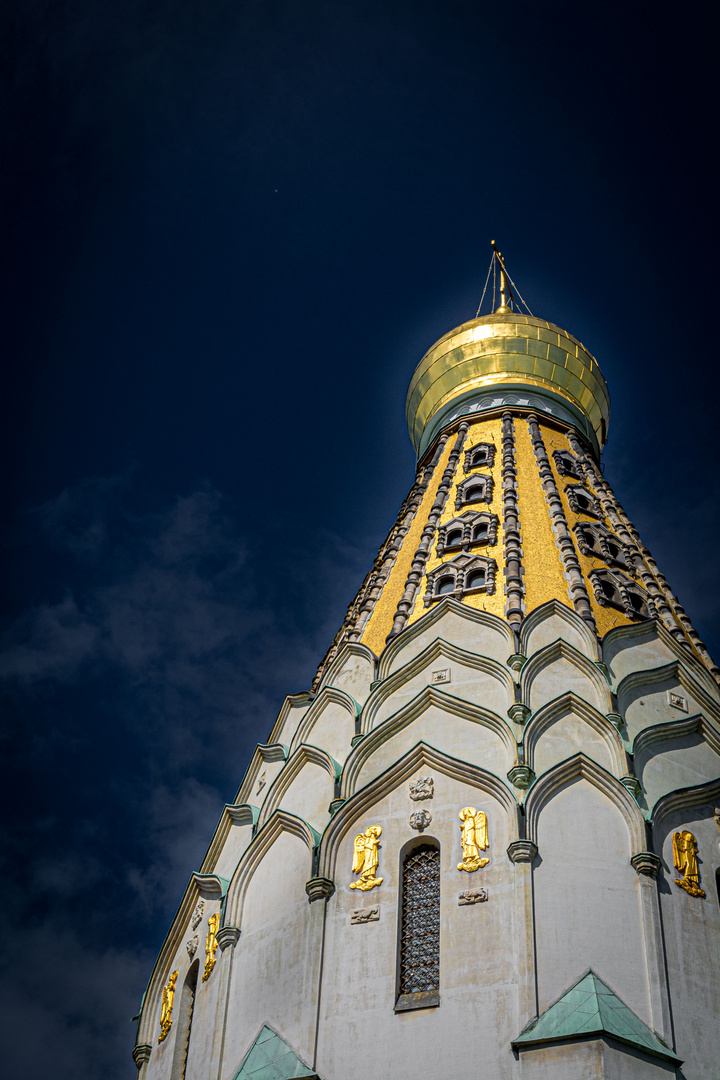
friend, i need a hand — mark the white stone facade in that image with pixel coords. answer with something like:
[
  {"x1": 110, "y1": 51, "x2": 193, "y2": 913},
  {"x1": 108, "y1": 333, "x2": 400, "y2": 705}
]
[{"x1": 133, "y1": 599, "x2": 720, "y2": 1080}]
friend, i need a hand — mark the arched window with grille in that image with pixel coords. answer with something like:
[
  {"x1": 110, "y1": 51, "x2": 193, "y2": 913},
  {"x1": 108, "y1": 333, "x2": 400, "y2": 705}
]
[{"x1": 396, "y1": 841, "x2": 441, "y2": 1011}]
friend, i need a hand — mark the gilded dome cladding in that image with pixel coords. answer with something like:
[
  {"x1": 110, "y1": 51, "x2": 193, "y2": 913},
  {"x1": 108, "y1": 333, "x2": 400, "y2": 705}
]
[{"x1": 406, "y1": 313, "x2": 610, "y2": 458}]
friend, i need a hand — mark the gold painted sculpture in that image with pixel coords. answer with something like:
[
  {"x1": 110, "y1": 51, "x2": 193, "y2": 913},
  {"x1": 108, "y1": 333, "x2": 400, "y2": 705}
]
[
  {"x1": 158, "y1": 969, "x2": 178, "y2": 1043},
  {"x1": 672, "y1": 830, "x2": 706, "y2": 898},
  {"x1": 350, "y1": 825, "x2": 383, "y2": 890},
  {"x1": 202, "y1": 913, "x2": 220, "y2": 981},
  {"x1": 458, "y1": 807, "x2": 489, "y2": 872}
]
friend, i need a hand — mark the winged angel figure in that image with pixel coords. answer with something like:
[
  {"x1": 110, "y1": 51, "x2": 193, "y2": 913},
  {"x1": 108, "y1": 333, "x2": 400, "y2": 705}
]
[
  {"x1": 457, "y1": 807, "x2": 489, "y2": 872},
  {"x1": 672, "y1": 830, "x2": 705, "y2": 897},
  {"x1": 350, "y1": 825, "x2": 383, "y2": 890}
]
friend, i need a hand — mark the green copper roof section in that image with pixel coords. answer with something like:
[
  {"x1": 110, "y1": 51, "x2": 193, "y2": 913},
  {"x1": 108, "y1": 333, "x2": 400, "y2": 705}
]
[
  {"x1": 232, "y1": 1025, "x2": 319, "y2": 1079},
  {"x1": 512, "y1": 970, "x2": 681, "y2": 1065}
]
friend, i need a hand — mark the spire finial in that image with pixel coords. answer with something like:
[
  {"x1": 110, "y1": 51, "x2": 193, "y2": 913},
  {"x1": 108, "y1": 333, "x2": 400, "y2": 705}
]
[
  {"x1": 476, "y1": 243, "x2": 533, "y2": 318},
  {"x1": 491, "y1": 240, "x2": 515, "y2": 314}
]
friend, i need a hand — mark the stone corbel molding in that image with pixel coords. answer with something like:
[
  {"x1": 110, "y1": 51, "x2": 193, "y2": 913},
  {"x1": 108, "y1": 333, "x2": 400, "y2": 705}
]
[
  {"x1": 631, "y1": 852, "x2": 662, "y2": 877},
  {"x1": 215, "y1": 926, "x2": 241, "y2": 951},
  {"x1": 305, "y1": 876, "x2": 335, "y2": 903},
  {"x1": 318, "y1": 741, "x2": 519, "y2": 884},
  {"x1": 132, "y1": 1044, "x2": 152, "y2": 1069},
  {"x1": 191, "y1": 872, "x2": 230, "y2": 900},
  {"x1": 507, "y1": 840, "x2": 538, "y2": 863},
  {"x1": 524, "y1": 753, "x2": 646, "y2": 852},
  {"x1": 377, "y1": 598, "x2": 513, "y2": 680}
]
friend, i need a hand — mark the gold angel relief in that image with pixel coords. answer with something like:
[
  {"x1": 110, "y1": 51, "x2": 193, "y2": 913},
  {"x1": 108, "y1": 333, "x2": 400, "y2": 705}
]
[
  {"x1": 202, "y1": 913, "x2": 220, "y2": 982},
  {"x1": 350, "y1": 825, "x2": 383, "y2": 891},
  {"x1": 672, "y1": 830, "x2": 705, "y2": 898},
  {"x1": 458, "y1": 807, "x2": 489, "y2": 872},
  {"x1": 158, "y1": 969, "x2": 178, "y2": 1043}
]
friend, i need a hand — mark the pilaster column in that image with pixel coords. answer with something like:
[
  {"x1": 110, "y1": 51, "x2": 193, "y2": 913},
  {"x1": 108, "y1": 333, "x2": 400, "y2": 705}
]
[
  {"x1": 631, "y1": 855, "x2": 674, "y2": 1046},
  {"x1": 527, "y1": 416, "x2": 596, "y2": 631},
  {"x1": 501, "y1": 411, "x2": 525, "y2": 631},
  {"x1": 209, "y1": 926, "x2": 241, "y2": 1080},
  {"x1": 387, "y1": 423, "x2": 468, "y2": 640},
  {"x1": 508, "y1": 841, "x2": 538, "y2": 1024}
]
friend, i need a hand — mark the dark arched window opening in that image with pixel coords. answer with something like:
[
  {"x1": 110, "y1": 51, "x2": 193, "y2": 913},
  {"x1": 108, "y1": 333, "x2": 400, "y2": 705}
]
[
  {"x1": 471, "y1": 448, "x2": 487, "y2": 466},
  {"x1": 606, "y1": 542, "x2": 619, "y2": 560},
  {"x1": 628, "y1": 591, "x2": 644, "y2": 613},
  {"x1": 472, "y1": 523, "x2": 488, "y2": 542},
  {"x1": 436, "y1": 575, "x2": 454, "y2": 596},
  {"x1": 466, "y1": 569, "x2": 486, "y2": 590},
  {"x1": 445, "y1": 529, "x2": 463, "y2": 548},
  {"x1": 396, "y1": 842, "x2": 440, "y2": 1011},
  {"x1": 575, "y1": 493, "x2": 590, "y2": 510},
  {"x1": 170, "y1": 960, "x2": 199, "y2": 1080},
  {"x1": 465, "y1": 485, "x2": 484, "y2": 503},
  {"x1": 600, "y1": 578, "x2": 616, "y2": 601}
]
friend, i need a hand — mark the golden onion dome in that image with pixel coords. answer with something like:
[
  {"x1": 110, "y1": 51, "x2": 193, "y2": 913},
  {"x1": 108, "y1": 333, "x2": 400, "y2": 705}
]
[{"x1": 406, "y1": 312, "x2": 610, "y2": 459}]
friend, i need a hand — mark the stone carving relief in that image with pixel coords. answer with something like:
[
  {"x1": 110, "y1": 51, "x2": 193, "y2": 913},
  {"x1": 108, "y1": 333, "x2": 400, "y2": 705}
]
[
  {"x1": 409, "y1": 776, "x2": 434, "y2": 801},
  {"x1": 552, "y1": 448, "x2": 582, "y2": 479},
  {"x1": 458, "y1": 888, "x2": 488, "y2": 905},
  {"x1": 436, "y1": 510, "x2": 499, "y2": 557},
  {"x1": 424, "y1": 552, "x2": 497, "y2": 606},
  {"x1": 463, "y1": 441, "x2": 496, "y2": 473},
  {"x1": 667, "y1": 691, "x2": 688, "y2": 712},
  {"x1": 589, "y1": 568, "x2": 653, "y2": 621},
  {"x1": 350, "y1": 906, "x2": 380, "y2": 923},
  {"x1": 256, "y1": 771, "x2": 267, "y2": 794},
  {"x1": 350, "y1": 825, "x2": 383, "y2": 891},
  {"x1": 458, "y1": 807, "x2": 489, "y2": 872},
  {"x1": 190, "y1": 900, "x2": 205, "y2": 930},
  {"x1": 158, "y1": 970, "x2": 178, "y2": 1043},
  {"x1": 409, "y1": 810, "x2": 432, "y2": 831},
  {"x1": 430, "y1": 667, "x2": 450, "y2": 685},
  {"x1": 455, "y1": 472, "x2": 494, "y2": 511},
  {"x1": 186, "y1": 934, "x2": 198, "y2": 959},
  {"x1": 202, "y1": 913, "x2": 220, "y2": 981},
  {"x1": 672, "y1": 831, "x2": 706, "y2": 898}
]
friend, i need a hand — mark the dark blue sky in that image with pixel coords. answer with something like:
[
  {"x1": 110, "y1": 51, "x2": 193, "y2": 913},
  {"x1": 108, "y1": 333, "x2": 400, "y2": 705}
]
[{"x1": 1, "y1": 3, "x2": 717, "y2": 1077}]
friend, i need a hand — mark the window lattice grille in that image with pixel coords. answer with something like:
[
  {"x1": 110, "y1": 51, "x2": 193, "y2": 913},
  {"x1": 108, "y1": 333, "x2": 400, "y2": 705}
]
[{"x1": 399, "y1": 844, "x2": 440, "y2": 995}]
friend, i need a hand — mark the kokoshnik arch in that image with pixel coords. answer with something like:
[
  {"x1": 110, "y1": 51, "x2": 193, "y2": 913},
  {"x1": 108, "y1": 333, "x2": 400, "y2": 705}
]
[{"x1": 132, "y1": 253, "x2": 720, "y2": 1080}]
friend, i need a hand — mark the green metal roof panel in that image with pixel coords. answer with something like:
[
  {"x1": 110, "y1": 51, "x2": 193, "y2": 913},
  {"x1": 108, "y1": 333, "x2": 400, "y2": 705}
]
[
  {"x1": 232, "y1": 1025, "x2": 319, "y2": 1079},
  {"x1": 512, "y1": 970, "x2": 681, "y2": 1065}
]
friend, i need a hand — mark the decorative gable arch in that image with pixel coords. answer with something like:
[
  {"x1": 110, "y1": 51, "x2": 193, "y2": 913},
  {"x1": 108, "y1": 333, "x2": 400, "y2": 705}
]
[
  {"x1": 378, "y1": 598, "x2": 513, "y2": 678},
  {"x1": 521, "y1": 639, "x2": 611, "y2": 714},
  {"x1": 524, "y1": 753, "x2": 646, "y2": 853},
  {"x1": 317, "y1": 741, "x2": 519, "y2": 883},
  {"x1": 523, "y1": 692, "x2": 627, "y2": 779}
]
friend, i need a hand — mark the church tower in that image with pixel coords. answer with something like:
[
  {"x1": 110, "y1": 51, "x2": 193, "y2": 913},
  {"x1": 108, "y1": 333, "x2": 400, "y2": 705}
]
[{"x1": 132, "y1": 252, "x2": 720, "y2": 1080}]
